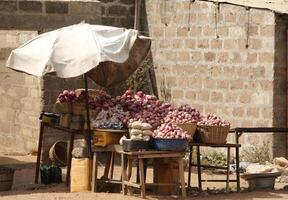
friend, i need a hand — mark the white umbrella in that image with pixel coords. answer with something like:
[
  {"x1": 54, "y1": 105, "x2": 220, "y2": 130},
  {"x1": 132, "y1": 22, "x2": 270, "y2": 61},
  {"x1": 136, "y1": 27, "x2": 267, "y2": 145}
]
[{"x1": 6, "y1": 23, "x2": 151, "y2": 157}]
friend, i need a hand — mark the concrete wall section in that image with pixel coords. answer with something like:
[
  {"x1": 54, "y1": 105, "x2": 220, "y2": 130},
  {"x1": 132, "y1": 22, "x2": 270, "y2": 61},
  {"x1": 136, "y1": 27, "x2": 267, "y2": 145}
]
[
  {"x1": 144, "y1": 0, "x2": 286, "y2": 156},
  {"x1": 0, "y1": 30, "x2": 41, "y2": 154}
]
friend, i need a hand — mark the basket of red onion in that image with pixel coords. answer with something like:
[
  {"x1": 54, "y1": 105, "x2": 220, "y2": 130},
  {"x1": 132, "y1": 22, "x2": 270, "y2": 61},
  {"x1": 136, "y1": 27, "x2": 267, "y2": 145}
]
[
  {"x1": 55, "y1": 90, "x2": 76, "y2": 113},
  {"x1": 152, "y1": 123, "x2": 191, "y2": 151},
  {"x1": 197, "y1": 114, "x2": 230, "y2": 144}
]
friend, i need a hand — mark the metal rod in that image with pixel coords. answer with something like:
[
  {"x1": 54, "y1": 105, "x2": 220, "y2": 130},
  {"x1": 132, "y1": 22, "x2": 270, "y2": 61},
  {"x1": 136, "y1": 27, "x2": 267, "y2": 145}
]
[{"x1": 84, "y1": 74, "x2": 92, "y2": 159}]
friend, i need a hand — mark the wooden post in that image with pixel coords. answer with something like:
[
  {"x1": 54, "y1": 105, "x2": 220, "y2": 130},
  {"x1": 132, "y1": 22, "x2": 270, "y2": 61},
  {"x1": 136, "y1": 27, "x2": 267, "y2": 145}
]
[
  {"x1": 187, "y1": 145, "x2": 193, "y2": 188},
  {"x1": 226, "y1": 147, "x2": 230, "y2": 191},
  {"x1": 84, "y1": 74, "x2": 92, "y2": 159},
  {"x1": 92, "y1": 152, "x2": 98, "y2": 192},
  {"x1": 196, "y1": 145, "x2": 202, "y2": 192},
  {"x1": 66, "y1": 130, "x2": 75, "y2": 186},
  {"x1": 35, "y1": 122, "x2": 45, "y2": 184}
]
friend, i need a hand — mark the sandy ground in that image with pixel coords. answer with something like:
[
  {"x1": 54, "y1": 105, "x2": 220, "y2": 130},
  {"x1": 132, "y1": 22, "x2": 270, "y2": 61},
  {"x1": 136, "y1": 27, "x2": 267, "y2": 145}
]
[{"x1": 1, "y1": 154, "x2": 288, "y2": 200}]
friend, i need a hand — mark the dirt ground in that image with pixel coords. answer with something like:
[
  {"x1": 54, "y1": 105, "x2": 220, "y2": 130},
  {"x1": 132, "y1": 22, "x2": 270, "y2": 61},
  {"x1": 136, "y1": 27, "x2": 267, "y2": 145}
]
[{"x1": 1, "y1": 154, "x2": 288, "y2": 200}]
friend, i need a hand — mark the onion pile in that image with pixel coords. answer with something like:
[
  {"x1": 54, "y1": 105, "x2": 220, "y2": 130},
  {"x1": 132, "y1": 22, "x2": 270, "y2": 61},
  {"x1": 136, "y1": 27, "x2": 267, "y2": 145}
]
[
  {"x1": 125, "y1": 91, "x2": 174, "y2": 129},
  {"x1": 164, "y1": 104, "x2": 201, "y2": 124},
  {"x1": 198, "y1": 113, "x2": 230, "y2": 126},
  {"x1": 57, "y1": 90, "x2": 76, "y2": 102},
  {"x1": 153, "y1": 123, "x2": 191, "y2": 139}
]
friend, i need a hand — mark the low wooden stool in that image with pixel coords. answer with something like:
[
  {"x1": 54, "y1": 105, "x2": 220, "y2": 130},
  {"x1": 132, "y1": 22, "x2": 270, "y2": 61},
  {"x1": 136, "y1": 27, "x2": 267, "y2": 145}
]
[{"x1": 115, "y1": 148, "x2": 186, "y2": 199}]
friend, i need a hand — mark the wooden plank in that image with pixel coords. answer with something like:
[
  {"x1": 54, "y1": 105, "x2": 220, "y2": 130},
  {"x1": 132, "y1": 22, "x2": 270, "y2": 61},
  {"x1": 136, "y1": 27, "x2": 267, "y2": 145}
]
[
  {"x1": 138, "y1": 153, "x2": 185, "y2": 159},
  {"x1": 201, "y1": 180, "x2": 237, "y2": 182},
  {"x1": 190, "y1": 164, "x2": 228, "y2": 169},
  {"x1": 230, "y1": 127, "x2": 288, "y2": 133},
  {"x1": 139, "y1": 159, "x2": 146, "y2": 198},
  {"x1": 123, "y1": 181, "x2": 141, "y2": 188},
  {"x1": 178, "y1": 158, "x2": 187, "y2": 199},
  {"x1": 190, "y1": 143, "x2": 241, "y2": 148}
]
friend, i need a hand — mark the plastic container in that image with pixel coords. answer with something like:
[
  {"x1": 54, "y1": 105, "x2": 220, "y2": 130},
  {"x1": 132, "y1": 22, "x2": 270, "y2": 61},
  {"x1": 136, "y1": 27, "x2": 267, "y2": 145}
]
[
  {"x1": 70, "y1": 158, "x2": 92, "y2": 192},
  {"x1": 122, "y1": 140, "x2": 153, "y2": 152},
  {"x1": 93, "y1": 130, "x2": 124, "y2": 147},
  {"x1": 241, "y1": 172, "x2": 281, "y2": 190},
  {"x1": 153, "y1": 138, "x2": 188, "y2": 151},
  {"x1": 0, "y1": 167, "x2": 14, "y2": 191}
]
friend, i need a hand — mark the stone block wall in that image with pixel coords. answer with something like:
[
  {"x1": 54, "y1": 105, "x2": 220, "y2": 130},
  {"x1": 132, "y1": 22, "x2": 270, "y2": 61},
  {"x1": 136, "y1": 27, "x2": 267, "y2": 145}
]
[
  {"x1": 0, "y1": 0, "x2": 134, "y2": 31},
  {"x1": 0, "y1": 30, "x2": 41, "y2": 154},
  {"x1": 144, "y1": 0, "x2": 287, "y2": 156},
  {"x1": 0, "y1": 0, "x2": 135, "y2": 155}
]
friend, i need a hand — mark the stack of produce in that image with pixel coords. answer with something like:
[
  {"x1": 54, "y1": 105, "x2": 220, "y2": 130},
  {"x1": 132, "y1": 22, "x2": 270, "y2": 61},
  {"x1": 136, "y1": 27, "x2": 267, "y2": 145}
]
[
  {"x1": 120, "y1": 121, "x2": 153, "y2": 151},
  {"x1": 117, "y1": 90, "x2": 174, "y2": 129},
  {"x1": 196, "y1": 113, "x2": 230, "y2": 144},
  {"x1": 153, "y1": 123, "x2": 191, "y2": 140},
  {"x1": 128, "y1": 121, "x2": 153, "y2": 141},
  {"x1": 197, "y1": 113, "x2": 230, "y2": 126},
  {"x1": 57, "y1": 90, "x2": 77, "y2": 103},
  {"x1": 91, "y1": 105, "x2": 129, "y2": 130},
  {"x1": 153, "y1": 104, "x2": 201, "y2": 140},
  {"x1": 55, "y1": 90, "x2": 76, "y2": 128}
]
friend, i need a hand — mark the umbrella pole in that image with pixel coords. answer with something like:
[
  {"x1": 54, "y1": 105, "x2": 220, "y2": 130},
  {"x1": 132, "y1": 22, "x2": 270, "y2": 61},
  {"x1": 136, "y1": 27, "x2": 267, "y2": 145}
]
[{"x1": 84, "y1": 74, "x2": 92, "y2": 159}]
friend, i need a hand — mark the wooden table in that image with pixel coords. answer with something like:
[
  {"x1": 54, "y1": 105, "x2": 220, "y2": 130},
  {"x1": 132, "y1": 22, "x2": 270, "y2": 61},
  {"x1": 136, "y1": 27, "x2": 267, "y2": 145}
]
[
  {"x1": 115, "y1": 148, "x2": 186, "y2": 199},
  {"x1": 35, "y1": 121, "x2": 79, "y2": 186},
  {"x1": 91, "y1": 145, "x2": 121, "y2": 192},
  {"x1": 187, "y1": 143, "x2": 241, "y2": 192}
]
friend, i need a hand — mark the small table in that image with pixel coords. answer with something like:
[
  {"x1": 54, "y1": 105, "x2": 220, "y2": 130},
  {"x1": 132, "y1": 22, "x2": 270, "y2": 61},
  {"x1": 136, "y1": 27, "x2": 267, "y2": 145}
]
[
  {"x1": 187, "y1": 143, "x2": 241, "y2": 192},
  {"x1": 91, "y1": 145, "x2": 121, "y2": 192},
  {"x1": 115, "y1": 148, "x2": 186, "y2": 199},
  {"x1": 35, "y1": 122, "x2": 79, "y2": 186}
]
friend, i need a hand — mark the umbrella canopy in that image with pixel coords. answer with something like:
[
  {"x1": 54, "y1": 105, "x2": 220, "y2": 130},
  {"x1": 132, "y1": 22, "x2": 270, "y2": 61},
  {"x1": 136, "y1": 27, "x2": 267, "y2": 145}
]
[{"x1": 6, "y1": 23, "x2": 151, "y2": 87}]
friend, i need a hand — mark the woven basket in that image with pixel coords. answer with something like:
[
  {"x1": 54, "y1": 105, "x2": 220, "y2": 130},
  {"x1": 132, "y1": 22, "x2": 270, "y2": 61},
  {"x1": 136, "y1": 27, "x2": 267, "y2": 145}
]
[
  {"x1": 49, "y1": 141, "x2": 67, "y2": 166},
  {"x1": 197, "y1": 125, "x2": 230, "y2": 144},
  {"x1": 55, "y1": 101, "x2": 72, "y2": 114},
  {"x1": 177, "y1": 123, "x2": 197, "y2": 140},
  {"x1": 72, "y1": 102, "x2": 86, "y2": 115}
]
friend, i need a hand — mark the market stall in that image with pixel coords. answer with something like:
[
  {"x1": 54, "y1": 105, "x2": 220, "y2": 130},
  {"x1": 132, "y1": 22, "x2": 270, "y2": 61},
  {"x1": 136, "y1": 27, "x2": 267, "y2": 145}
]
[{"x1": 6, "y1": 22, "x2": 235, "y2": 198}]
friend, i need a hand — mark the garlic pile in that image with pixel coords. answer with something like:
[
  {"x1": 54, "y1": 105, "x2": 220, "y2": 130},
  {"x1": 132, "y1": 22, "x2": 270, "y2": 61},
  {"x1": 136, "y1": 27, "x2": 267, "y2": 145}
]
[{"x1": 129, "y1": 121, "x2": 152, "y2": 141}]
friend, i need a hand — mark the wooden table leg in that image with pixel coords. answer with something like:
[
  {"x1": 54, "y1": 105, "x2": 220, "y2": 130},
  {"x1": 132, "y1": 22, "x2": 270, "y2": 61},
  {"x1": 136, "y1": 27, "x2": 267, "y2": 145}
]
[
  {"x1": 127, "y1": 159, "x2": 133, "y2": 180},
  {"x1": 92, "y1": 152, "x2": 98, "y2": 192},
  {"x1": 226, "y1": 147, "x2": 230, "y2": 192},
  {"x1": 178, "y1": 158, "x2": 187, "y2": 199},
  {"x1": 121, "y1": 154, "x2": 127, "y2": 195},
  {"x1": 187, "y1": 145, "x2": 193, "y2": 188},
  {"x1": 35, "y1": 122, "x2": 44, "y2": 184},
  {"x1": 236, "y1": 146, "x2": 240, "y2": 192},
  {"x1": 110, "y1": 151, "x2": 115, "y2": 179},
  {"x1": 66, "y1": 131, "x2": 75, "y2": 187},
  {"x1": 139, "y1": 158, "x2": 146, "y2": 198},
  {"x1": 196, "y1": 145, "x2": 202, "y2": 192},
  {"x1": 103, "y1": 152, "x2": 112, "y2": 179}
]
